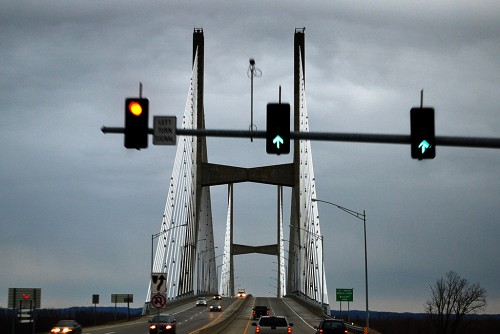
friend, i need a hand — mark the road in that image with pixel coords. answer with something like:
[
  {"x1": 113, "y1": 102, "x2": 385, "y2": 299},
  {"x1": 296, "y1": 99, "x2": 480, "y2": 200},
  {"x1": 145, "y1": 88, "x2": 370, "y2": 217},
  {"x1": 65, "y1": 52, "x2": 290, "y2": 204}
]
[{"x1": 79, "y1": 296, "x2": 325, "y2": 334}]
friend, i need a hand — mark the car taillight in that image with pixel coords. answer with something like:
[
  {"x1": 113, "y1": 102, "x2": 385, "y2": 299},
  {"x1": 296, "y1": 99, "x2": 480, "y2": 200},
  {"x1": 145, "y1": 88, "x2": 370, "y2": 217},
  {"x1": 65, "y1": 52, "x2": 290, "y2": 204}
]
[
  {"x1": 255, "y1": 326, "x2": 261, "y2": 333},
  {"x1": 166, "y1": 324, "x2": 173, "y2": 329},
  {"x1": 287, "y1": 326, "x2": 292, "y2": 333},
  {"x1": 266, "y1": 310, "x2": 269, "y2": 315},
  {"x1": 253, "y1": 310, "x2": 256, "y2": 315},
  {"x1": 318, "y1": 329, "x2": 323, "y2": 334}
]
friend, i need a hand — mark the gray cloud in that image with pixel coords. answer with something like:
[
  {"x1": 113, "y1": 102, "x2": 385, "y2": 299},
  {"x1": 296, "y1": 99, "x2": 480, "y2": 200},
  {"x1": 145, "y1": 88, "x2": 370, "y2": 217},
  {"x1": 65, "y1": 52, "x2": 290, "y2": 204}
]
[{"x1": 1, "y1": 1, "x2": 499, "y2": 313}]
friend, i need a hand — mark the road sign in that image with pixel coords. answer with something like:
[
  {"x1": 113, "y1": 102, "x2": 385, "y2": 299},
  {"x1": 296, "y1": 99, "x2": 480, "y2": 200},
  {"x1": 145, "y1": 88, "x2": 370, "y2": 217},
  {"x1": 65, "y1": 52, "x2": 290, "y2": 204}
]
[
  {"x1": 336, "y1": 288, "x2": 353, "y2": 302},
  {"x1": 8, "y1": 288, "x2": 41, "y2": 309},
  {"x1": 151, "y1": 273, "x2": 167, "y2": 293},
  {"x1": 151, "y1": 292, "x2": 166, "y2": 309},
  {"x1": 111, "y1": 294, "x2": 133, "y2": 303},
  {"x1": 153, "y1": 116, "x2": 176, "y2": 145},
  {"x1": 18, "y1": 308, "x2": 33, "y2": 323}
]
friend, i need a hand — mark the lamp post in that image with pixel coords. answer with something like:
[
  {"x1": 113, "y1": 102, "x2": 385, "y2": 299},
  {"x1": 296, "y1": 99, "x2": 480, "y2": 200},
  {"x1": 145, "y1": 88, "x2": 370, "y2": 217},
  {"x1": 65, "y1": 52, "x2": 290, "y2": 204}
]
[
  {"x1": 312, "y1": 198, "x2": 369, "y2": 329},
  {"x1": 151, "y1": 223, "x2": 188, "y2": 273}
]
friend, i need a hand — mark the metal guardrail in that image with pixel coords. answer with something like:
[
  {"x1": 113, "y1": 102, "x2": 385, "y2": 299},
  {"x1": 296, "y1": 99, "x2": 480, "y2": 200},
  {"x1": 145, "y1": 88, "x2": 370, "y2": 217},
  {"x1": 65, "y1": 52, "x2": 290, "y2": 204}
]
[{"x1": 346, "y1": 323, "x2": 365, "y2": 333}]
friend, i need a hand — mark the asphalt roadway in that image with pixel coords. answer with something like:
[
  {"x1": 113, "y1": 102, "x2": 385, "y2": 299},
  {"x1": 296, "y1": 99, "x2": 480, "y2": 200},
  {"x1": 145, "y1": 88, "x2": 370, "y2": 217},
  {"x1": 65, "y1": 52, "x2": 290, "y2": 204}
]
[{"x1": 77, "y1": 296, "x2": 326, "y2": 334}]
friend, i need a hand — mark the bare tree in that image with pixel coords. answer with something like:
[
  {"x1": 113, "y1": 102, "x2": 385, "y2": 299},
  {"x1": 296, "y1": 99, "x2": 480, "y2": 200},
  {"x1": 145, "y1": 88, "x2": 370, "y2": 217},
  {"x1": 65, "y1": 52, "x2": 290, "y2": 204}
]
[{"x1": 425, "y1": 271, "x2": 487, "y2": 334}]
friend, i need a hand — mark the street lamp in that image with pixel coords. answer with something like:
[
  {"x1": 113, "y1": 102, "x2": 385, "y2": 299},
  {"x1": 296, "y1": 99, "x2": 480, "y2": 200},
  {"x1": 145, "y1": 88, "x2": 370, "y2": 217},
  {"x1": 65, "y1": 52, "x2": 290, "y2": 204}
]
[
  {"x1": 312, "y1": 198, "x2": 369, "y2": 329},
  {"x1": 151, "y1": 223, "x2": 188, "y2": 273}
]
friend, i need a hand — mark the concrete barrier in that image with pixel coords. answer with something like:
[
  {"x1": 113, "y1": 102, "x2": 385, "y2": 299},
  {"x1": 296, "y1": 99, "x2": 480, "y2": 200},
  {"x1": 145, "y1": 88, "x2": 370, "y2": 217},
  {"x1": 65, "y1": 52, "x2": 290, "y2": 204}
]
[{"x1": 198, "y1": 295, "x2": 250, "y2": 334}]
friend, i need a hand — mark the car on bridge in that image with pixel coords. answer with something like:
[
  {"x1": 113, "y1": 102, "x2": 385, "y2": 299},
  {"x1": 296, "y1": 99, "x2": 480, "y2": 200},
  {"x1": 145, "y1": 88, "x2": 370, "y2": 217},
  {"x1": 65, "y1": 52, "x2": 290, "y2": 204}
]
[
  {"x1": 252, "y1": 305, "x2": 270, "y2": 319},
  {"x1": 213, "y1": 294, "x2": 222, "y2": 300},
  {"x1": 252, "y1": 315, "x2": 294, "y2": 334},
  {"x1": 237, "y1": 288, "x2": 246, "y2": 297},
  {"x1": 195, "y1": 296, "x2": 208, "y2": 306},
  {"x1": 149, "y1": 314, "x2": 176, "y2": 334},
  {"x1": 209, "y1": 304, "x2": 223, "y2": 312},
  {"x1": 50, "y1": 320, "x2": 82, "y2": 334},
  {"x1": 314, "y1": 319, "x2": 348, "y2": 334}
]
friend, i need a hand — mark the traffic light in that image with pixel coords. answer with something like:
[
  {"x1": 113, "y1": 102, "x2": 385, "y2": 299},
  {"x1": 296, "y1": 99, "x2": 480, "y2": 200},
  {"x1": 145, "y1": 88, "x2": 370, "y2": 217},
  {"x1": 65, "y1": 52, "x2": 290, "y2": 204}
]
[
  {"x1": 410, "y1": 107, "x2": 435, "y2": 159},
  {"x1": 124, "y1": 98, "x2": 149, "y2": 149},
  {"x1": 266, "y1": 103, "x2": 290, "y2": 154}
]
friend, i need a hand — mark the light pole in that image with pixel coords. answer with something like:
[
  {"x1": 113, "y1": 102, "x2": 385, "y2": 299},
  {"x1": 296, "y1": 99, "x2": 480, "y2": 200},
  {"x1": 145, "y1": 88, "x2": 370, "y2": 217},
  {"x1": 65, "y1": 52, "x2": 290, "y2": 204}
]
[
  {"x1": 312, "y1": 198, "x2": 369, "y2": 329},
  {"x1": 151, "y1": 223, "x2": 188, "y2": 273}
]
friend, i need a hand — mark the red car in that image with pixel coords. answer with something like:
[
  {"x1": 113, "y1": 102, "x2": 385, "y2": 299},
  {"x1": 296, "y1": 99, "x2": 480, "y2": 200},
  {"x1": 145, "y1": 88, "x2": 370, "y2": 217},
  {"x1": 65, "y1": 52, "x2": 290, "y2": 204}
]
[{"x1": 149, "y1": 314, "x2": 176, "y2": 334}]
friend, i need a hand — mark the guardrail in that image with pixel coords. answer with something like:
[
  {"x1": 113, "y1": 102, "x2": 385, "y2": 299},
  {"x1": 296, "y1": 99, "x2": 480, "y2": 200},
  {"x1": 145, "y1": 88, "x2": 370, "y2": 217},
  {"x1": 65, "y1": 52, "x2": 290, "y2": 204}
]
[{"x1": 346, "y1": 323, "x2": 365, "y2": 333}]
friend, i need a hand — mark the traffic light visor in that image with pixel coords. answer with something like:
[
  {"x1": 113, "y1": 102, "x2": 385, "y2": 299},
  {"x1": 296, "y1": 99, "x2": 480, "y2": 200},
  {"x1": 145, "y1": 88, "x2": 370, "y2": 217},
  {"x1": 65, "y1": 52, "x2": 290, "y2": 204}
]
[{"x1": 128, "y1": 101, "x2": 143, "y2": 116}]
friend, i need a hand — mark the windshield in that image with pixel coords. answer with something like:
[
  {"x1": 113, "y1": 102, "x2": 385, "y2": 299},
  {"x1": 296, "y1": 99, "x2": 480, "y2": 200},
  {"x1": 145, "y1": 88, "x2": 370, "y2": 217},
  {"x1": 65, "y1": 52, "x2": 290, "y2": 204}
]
[
  {"x1": 152, "y1": 315, "x2": 173, "y2": 323},
  {"x1": 259, "y1": 317, "x2": 288, "y2": 327}
]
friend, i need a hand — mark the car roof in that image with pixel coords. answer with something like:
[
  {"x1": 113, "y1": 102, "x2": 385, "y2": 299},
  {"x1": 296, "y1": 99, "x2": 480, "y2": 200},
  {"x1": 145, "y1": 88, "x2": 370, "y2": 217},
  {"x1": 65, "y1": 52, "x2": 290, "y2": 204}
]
[
  {"x1": 152, "y1": 314, "x2": 175, "y2": 322},
  {"x1": 56, "y1": 320, "x2": 79, "y2": 325}
]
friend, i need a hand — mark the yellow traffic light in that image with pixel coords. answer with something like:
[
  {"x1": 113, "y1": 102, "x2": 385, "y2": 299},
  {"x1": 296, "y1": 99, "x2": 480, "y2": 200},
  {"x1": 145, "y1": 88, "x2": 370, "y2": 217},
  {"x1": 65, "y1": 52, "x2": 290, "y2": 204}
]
[{"x1": 128, "y1": 101, "x2": 143, "y2": 116}]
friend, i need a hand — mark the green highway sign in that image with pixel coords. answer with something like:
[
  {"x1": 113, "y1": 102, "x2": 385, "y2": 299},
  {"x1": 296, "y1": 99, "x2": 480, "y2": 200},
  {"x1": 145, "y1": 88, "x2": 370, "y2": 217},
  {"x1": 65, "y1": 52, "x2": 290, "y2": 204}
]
[{"x1": 336, "y1": 288, "x2": 353, "y2": 302}]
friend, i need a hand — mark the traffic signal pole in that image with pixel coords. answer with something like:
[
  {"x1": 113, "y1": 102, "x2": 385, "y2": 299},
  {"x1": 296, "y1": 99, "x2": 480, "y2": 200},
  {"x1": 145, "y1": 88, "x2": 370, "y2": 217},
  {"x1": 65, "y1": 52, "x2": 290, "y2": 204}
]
[{"x1": 101, "y1": 126, "x2": 500, "y2": 149}]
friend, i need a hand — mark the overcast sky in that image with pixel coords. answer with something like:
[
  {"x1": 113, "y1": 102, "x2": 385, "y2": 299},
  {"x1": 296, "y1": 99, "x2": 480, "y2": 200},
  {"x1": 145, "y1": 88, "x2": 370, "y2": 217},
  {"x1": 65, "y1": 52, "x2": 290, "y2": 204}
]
[{"x1": 1, "y1": 1, "x2": 499, "y2": 314}]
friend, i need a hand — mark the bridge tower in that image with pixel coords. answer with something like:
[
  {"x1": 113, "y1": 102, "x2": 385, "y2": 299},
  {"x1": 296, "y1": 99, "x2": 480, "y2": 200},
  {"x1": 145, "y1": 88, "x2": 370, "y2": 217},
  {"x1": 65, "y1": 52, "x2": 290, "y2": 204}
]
[{"x1": 147, "y1": 28, "x2": 329, "y2": 313}]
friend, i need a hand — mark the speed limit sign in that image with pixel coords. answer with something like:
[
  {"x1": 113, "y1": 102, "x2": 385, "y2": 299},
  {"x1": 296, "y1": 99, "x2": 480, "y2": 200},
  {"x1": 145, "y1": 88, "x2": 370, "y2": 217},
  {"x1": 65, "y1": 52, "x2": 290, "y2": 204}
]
[{"x1": 151, "y1": 292, "x2": 166, "y2": 309}]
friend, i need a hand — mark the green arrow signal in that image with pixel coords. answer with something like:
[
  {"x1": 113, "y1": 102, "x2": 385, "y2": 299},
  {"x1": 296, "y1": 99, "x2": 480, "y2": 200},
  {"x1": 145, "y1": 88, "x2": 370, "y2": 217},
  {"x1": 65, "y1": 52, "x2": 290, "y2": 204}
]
[
  {"x1": 273, "y1": 135, "x2": 284, "y2": 149},
  {"x1": 418, "y1": 140, "x2": 431, "y2": 154}
]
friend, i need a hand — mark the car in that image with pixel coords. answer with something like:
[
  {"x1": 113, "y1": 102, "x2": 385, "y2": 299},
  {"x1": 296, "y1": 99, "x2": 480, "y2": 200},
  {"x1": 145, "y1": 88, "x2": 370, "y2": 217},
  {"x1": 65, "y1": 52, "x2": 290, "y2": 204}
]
[
  {"x1": 209, "y1": 304, "x2": 223, "y2": 312},
  {"x1": 213, "y1": 294, "x2": 222, "y2": 300},
  {"x1": 314, "y1": 319, "x2": 348, "y2": 334},
  {"x1": 195, "y1": 296, "x2": 208, "y2": 306},
  {"x1": 237, "y1": 288, "x2": 246, "y2": 297},
  {"x1": 252, "y1": 316, "x2": 293, "y2": 334},
  {"x1": 252, "y1": 305, "x2": 270, "y2": 319},
  {"x1": 149, "y1": 314, "x2": 176, "y2": 334},
  {"x1": 50, "y1": 320, "x2": 82, "y2": 334}
]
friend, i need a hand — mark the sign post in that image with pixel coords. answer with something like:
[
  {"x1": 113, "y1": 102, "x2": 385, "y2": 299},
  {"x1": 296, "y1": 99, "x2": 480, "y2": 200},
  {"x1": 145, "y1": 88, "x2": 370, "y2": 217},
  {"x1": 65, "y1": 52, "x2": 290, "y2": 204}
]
[
  {"x1": 336, "y1": 288, "x2": 354, "y2": 320},
  {"x1": 8, "y1": 288, "x2": 41, "y2": 334},
  {"x1": 111, "y1": 294, "x2": 133, "y2": 320}
]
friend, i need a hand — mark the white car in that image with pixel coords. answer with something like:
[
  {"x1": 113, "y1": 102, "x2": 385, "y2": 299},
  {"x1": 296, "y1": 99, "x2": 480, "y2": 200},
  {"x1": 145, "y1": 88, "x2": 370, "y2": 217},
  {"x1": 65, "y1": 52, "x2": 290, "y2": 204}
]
[
  {"x1": 195, "y1": 297, "x2": 207, "y2": 306},
  {"x1": 252, "y1": 316, "x2": 294, "y2": 334}
]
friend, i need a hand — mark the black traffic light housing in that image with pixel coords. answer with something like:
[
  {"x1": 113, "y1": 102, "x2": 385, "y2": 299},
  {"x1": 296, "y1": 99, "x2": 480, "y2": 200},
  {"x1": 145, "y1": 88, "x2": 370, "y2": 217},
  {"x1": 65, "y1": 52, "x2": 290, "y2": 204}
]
[
  {"x1": 124, "y1": 98, "x2": 149, "y2": 149},
  {"x1": 410, "y1": 107, "x2": 435, "y2": 160},
  {"x1": 266, "y1": 103, "x2": 290, "y2": 154}
]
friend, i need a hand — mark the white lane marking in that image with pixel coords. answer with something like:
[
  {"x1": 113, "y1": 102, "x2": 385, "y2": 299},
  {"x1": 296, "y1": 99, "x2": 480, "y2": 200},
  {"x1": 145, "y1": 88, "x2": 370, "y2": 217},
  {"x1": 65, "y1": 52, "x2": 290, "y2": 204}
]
[{"x1": 281, "y1": 298, "x2": 316, "y2": 330}]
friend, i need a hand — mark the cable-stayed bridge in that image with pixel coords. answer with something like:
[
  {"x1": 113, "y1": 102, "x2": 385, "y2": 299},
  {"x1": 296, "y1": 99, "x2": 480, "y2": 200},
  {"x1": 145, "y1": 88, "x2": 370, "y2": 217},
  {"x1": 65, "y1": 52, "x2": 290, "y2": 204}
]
[{"x1": 146, "y1": 28, "x2": 329, "y2": 316}]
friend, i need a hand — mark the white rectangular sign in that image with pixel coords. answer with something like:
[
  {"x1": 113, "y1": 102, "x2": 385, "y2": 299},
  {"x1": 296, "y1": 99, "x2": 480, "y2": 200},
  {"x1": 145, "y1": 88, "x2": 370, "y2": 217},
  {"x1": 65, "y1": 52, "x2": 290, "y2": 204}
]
[
  {"x1": 153, "y1": 116, "x2": 176, "y2": 145},
  {"x1": 151, "y1": 273, "x2": 167, "y2": 293}
]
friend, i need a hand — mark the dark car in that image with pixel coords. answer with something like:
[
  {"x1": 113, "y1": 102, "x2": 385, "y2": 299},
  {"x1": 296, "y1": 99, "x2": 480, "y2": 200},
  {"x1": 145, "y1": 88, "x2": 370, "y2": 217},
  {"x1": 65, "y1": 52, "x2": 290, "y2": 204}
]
[
  {"x1": 213, "y1": 294, "x2": 222, "y2": 300},
  {"x1": 314, "y1": 319, "x2": 348, "y2": 334},
  {"x1": 50, "y1": 320, "x2": 82, "y2": 334},
  {"x1": 252, "y1": 305, "x2": 270, "y2": 319},
  {"x1": 149, "y1": 314, "x2": 176, "y2": 334},
  {"x1": 209, "y1": 304, "x2": 223, "y2": 312}
]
